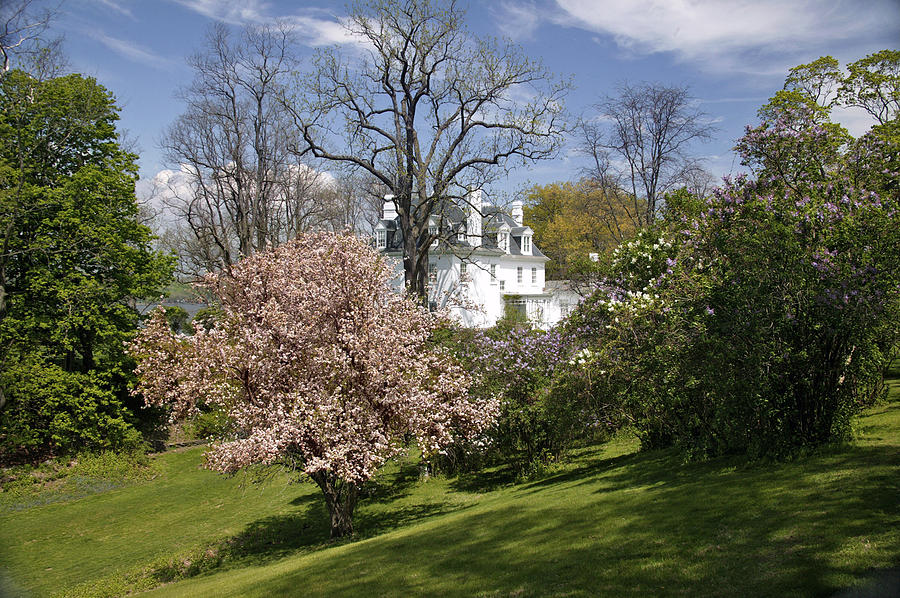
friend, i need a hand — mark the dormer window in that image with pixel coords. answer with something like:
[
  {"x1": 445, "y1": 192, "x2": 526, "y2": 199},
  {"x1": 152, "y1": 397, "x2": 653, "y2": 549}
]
[
  {"x1": 429, "y1": 223, "x2": 438, "y2": 247},
  {"x1": 498, "y1": 231, "x2": 509, "y2": 253},
  {"x1": 522, "y1": 235, "x2": 531, "y2": 254},
  {"x1": 457, "y1": 226, "x2": 466, "y2": 243},
  {"x1": 376, "y1": 229, "x2": 386, "y2": 249}
]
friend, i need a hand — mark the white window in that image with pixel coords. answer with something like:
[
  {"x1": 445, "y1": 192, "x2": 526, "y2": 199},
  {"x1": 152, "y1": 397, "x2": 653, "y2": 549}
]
[
  {"x1": 490, "y1": 264, "x2": 496, "y2": 281},
  {"x1": 522, "y1": 235, "x2": 531, "y2": 254},
  {"x1": 428, "y1": 263, "x2": 437, "y2": 285},
  {"x1": 429, "y1": 224, "x2": 437, "y2": 237},
  {"x1": 457, "y1": 227, "x2": 466, "y2": 243},
  {"x1": 531, "y1": 267, "x2": 537, "y2": 284},
  {"x1": 498, "y1": 232, "x2": 509, "y2": 253},
  {"x1": 376, "y1": 229, "x2": 386, "y2": 249},
  {"x1": 460, "y1": 262, "x2": 467, "y2": 276},
  {"x1": 499, "y1": 280, "x2": 505, "y2": 291},
  {"x1": 517, "y1": 266, "x2": 522, "y2": 283}
]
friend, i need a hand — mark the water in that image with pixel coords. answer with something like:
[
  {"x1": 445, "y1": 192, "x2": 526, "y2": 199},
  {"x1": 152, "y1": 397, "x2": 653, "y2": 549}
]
[{"x1": 135, "y1": 301, "x2": 209, "y2": 318}]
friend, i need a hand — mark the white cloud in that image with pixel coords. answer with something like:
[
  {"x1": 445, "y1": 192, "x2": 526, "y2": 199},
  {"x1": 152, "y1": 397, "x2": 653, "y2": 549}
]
[
  {"x1": 91, "y1": 0, "x2": 135, "y2": 19},
  {"x1": 88, "y1": 30, "x2": 173, "y2": 69},
  {"x1": 171, "y1": 0, "x2": 271, "y2": 25},
  {"x1": 172, "y1": 0, "x2": 358, "y2": 46},
  {"x1": 831, "y1": 105, "x2": 878, "y2": 138},
  {"x1": 554, "y1": 0, "x2": 900, "y2": 76},
  {"x1": 135, "y1": 168, "x2": 191, "y2": 228},
  {"x1": 285, "y1": 15, "x2": 358, "y2": 46},
  {"x1": 492, "y1": 1, "x2": 541, "y2": 41}
]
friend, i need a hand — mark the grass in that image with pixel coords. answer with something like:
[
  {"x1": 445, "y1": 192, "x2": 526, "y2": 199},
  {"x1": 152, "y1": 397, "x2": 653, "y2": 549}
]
[
  {"x1": 2, "y1": 375, "x2": 898, "y2": 597},
  {"x1": 0, "y1": 451, "x2": 158, "y2": 513},
  {"x1": 0, "y1": 449, "x2": 311, "y2": 597}
]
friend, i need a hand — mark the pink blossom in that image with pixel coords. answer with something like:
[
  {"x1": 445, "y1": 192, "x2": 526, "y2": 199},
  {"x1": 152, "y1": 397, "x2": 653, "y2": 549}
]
[{"x1": 129, "y1": 232, "x2": 497, "y2": 536}]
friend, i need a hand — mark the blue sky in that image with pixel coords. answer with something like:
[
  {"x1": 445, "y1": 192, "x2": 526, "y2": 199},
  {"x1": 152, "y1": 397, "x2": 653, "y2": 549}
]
[{"x1": 44, "y1": 0, "x2": 900, "y2": 198}]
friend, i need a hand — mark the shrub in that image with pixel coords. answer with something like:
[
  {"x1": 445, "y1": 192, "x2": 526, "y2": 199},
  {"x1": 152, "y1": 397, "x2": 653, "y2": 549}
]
[
  {"x1": 568, "y1": 116, "x2": 899, "y2": 459},
  {"x1": 0, "y1": 361, "x2": 143, "y2": 463},
  {"x1": 188, "y1": 405, "x2": 233, "y2": 440},
  {"x1": 190, "y1": 305, "x2": 223, "y2": 332},
  {"x1": 441, "y1": 326, "x2": 581, "y2": 476},
  {"x1": 163, "y1": 306, "x2": 191, "y2": 334}
]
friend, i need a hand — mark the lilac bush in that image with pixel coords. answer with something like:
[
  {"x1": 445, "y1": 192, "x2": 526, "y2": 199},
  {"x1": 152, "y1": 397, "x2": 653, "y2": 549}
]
[
  {"x1": 437, "y1": 325, "x2": 583, "y2": 476},
  {"x1": 566, "y1": 83, "x2": 899, "y2": 458}
]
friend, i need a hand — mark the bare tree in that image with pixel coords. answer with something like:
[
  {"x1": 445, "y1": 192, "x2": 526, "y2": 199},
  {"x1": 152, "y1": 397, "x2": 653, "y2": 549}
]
[
  {"x1": 582, "y1": 82, "x2": 715, "y2": 230},
  {"x1": 315, "y1": 171, "x2": 383, "y2": 235},
  {"x1": 160, "y1": 22, "x2": 335, "y2": 276},
  {"x1": 1, "y1": 0, "x2": 64, "y2": 76},
  {"x1": 284, "y1": 0, "x2": 569, "y2": 301}
]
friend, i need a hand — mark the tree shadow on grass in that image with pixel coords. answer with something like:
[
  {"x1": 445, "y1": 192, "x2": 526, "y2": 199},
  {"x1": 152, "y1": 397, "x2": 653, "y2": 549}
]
[
  {"x1": 516, "y1": 451, "x2": 642, "y2": 493},
  {"x1": 149, "y1": 496, "x2": 332, "y2": 585},
  {"x1": 258, "y1": 442, "x2": 900, "y2": 598},
  {"x1": 354, "y1": 500, "x2": 469, "y2": 539},
  {"x1": 358, "y1": 458, "x2": 422, "y2": 504},
  {"x1": 449, "y1": 465, "x2": 518, "y2": 494},
  {"x1": 288, "y1": 491, "x2": 323, "y2": 507},
  {"x1": 220, "y1": 507, "x2": 331, "y2": 565},
  {"x1": 151, "y1": 467, "x2": 467, "y2": 587}
]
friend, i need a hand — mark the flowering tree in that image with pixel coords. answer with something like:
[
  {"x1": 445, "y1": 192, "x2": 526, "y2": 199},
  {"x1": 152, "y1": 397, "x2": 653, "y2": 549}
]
[{"x1": 129, "y1": 232, "x2": 494, "y2": 537}]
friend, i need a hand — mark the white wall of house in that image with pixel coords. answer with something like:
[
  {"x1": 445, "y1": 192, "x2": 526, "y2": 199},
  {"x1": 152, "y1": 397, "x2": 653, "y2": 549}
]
[
  {"x1": 381, "y1": 249, "x2": 575, "y2": 329},
  {"x1": 542, "y1": 282, "x2": 581, "y2": 326},
  {"x1": 375, "y1": 192, "x2": 581, "y2": 329},
  {"x1": 431, "y1": 253, "x2": 564, "y2": 328}
]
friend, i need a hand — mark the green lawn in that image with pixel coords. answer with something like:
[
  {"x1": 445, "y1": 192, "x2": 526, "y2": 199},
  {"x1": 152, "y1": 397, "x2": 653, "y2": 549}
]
[
  {"x1": 2, "y1": 376, "x2": 898, "y2": 597},
  {"x1": 0, "y1": 449, "x2": 312, "y2": 597}
]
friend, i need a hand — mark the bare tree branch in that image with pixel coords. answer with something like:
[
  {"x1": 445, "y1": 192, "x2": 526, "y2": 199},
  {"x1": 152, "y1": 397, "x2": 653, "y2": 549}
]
[
  {"x1": 160, "y1": 23, "x2": 348, "y2": 277},
  {"x1": 283, "y1": 0, "x2": 570, "y2": 302},
  {"x1": 581, "y1": 82, "x2": 715, "y2": 230},
  {"x1": 1, "y1": 0, "x2": 64, "y2": 76}
]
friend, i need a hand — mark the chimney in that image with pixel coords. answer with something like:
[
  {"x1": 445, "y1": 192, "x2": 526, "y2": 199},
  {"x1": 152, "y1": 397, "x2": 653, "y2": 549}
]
[
  {"x1": 383, "y1": 194, "x2": 397, "y2": 220},
  {"x1": 466, "y1": 189, "x2": 483, "y2": 247},
  {"x1": 511, "y1": 200, "x2": 523, "y2": 226}
]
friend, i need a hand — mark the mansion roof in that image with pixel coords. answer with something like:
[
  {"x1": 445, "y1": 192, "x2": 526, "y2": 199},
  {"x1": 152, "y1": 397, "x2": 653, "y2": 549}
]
[{"x1": 375, "y1": 206, "x2": 547, "y2": 259}]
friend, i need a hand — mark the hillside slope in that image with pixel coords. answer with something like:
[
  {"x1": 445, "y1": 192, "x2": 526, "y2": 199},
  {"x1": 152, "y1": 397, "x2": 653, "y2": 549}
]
[{"x1": 2, "y1": 377, "x2": 897, "y2": 598}]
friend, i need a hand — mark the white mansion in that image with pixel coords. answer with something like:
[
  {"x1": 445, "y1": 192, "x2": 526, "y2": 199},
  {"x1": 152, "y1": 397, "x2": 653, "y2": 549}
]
[{"x1": 375, "y1": 190, "x2": 578, "y2": 329}]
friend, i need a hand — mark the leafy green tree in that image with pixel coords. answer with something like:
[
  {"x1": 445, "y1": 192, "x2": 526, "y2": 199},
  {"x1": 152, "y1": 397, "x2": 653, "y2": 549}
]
[
  {"x1": 523, "y1": 180, "x2": 638, "y2": 280},
  {"x1": 840, "y1": 49, "x2": 900, "y2": 126},
  {"x1": 758, "y1": 56, "x2": 842, "y2": 125},
  {"x1": 0, "y1": 69, "x2": 173, "y2": 461}
]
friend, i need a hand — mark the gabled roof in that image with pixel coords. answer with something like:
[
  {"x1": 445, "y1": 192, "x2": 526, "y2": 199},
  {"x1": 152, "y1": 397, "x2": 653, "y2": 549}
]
[{"x1": 376, "y1": 207, "x2": 546, "y2": 259}]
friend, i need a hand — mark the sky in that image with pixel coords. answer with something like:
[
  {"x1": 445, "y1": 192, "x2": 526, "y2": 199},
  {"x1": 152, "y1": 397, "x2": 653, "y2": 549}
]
[{"x1": 35, "y1": 0, "x2": 900, "y2": 202}]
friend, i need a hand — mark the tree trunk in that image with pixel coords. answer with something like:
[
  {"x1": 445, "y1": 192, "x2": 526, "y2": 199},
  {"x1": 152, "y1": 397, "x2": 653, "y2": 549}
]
[
  {"x1": 403, "y1": 232, "x2": 428, "y2": 306},
  {"x1": 309, "y1": 470, "x2": 358, "y2": 538}
]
